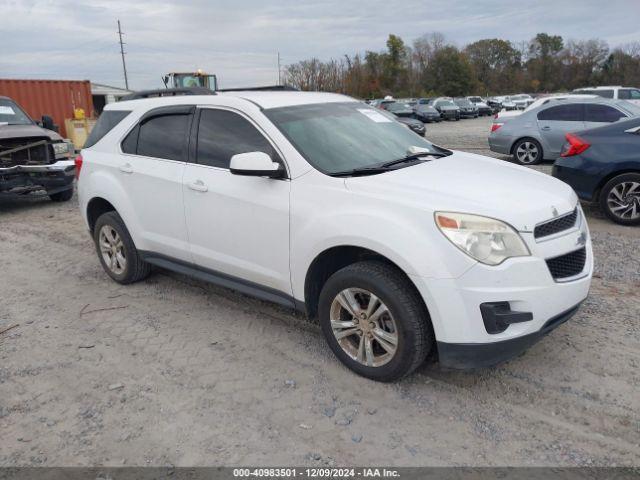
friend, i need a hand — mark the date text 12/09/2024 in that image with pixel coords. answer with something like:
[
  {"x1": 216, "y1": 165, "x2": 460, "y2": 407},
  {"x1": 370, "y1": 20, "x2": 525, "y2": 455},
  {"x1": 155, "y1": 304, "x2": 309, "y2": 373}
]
[{"x1": 232, "y1": 468, "x2": 400, "y2": 478}]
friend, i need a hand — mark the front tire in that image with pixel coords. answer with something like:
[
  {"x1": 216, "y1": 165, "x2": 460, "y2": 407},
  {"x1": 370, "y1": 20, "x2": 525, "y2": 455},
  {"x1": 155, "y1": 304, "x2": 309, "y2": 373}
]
[
  {"x1": 512, "y1": 138, "x2": 543, "y2": 165},
  {"x1": 49, "y1": 188, "x2": 73, "y2": 202},
  {"x1": 93, "y1": 211, "x2": 151, "y2": 284},
  {"x1": 599, "y1": 173, "x2": 640, "y2": 225},
  {"x1": 318, "y1": 261, "x2": 432, "y2": 382}
]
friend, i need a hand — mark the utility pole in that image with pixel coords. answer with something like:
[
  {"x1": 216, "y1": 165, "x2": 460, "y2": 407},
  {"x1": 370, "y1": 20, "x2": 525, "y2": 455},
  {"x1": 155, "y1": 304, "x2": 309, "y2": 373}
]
[
  {"x1": 117, "y1": 19, "x2": 129, "y2": 90},
  {"x1": 277, "y1": 52, "x2": 281, "y2": 86}
]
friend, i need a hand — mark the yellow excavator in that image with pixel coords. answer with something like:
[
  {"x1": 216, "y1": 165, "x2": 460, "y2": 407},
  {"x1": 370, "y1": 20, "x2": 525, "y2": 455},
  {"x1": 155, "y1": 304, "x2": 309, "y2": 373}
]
[{"x1": 162, "y1": 70, "x2": 218, "y2": 91}]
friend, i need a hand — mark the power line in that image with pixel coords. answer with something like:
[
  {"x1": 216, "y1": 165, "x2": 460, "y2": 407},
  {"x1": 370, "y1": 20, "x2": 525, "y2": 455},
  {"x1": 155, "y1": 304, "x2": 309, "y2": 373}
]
[{"x1": 117, "y1": 19, "x2": 129, "y2": 90}]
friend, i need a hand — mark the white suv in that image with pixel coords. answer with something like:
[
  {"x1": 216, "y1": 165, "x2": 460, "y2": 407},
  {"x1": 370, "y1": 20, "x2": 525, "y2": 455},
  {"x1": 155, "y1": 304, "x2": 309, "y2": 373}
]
[
  {"x1": 77, "y1": 90, "x2": 593, "y2": 381},
  {"x1": 573, "y1": 86, "x2": 640, "y2": 106}
]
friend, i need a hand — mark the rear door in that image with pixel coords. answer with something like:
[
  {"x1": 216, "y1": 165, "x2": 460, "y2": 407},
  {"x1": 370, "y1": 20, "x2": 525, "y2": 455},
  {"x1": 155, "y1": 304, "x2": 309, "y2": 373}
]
[
  {"x1": 118, "y1": 106, "x2": 193, "y2": 261},
  {"x1": 536, "y1": 104, "x2": 585, "y2": 158},
  {"x1": 182, "y1": 107, "x2": 292, "y2": 296},
  {"x1": 583, "y1": 103, "x2": 628, "y2": 130}
]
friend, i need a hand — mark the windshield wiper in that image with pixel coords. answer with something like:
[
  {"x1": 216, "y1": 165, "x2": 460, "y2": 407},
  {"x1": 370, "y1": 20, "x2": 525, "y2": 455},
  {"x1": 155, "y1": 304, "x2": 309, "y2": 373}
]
[
  {"x1": 330, "y1": 166, "x2": 392, "y2": 177},
  {"x1": 330, "y1": 150, "x2": 450, "y2": 177}
]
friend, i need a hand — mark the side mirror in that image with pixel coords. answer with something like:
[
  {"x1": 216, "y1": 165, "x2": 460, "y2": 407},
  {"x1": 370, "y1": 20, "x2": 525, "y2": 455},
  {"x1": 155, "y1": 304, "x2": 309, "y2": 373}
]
[
  {"x1": 230, "y1": 152, "x2": 284, "y2": 178},
  {"x1": 41, "y1": 115, "x2": 55, "y2": 131}
]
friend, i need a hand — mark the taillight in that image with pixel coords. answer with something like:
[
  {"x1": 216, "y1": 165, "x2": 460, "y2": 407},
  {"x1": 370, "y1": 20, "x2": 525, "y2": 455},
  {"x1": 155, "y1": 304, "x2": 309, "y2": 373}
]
[
  {"x1": 491, "y1": 123, "x2": 503, "y2": 132},
  {"x1": 75, "y1": 154, "x2": 83, "y2": 179},
  {"x1": 560, "y1": 133, "x2": 590, "y2": 157}
]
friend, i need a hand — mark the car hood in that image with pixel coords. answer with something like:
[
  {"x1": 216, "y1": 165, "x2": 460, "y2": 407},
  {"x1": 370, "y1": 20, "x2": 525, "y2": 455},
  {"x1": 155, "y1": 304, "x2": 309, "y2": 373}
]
[
  {"x1": 344, "y1": 150, "x2": 577, "y2": 232},
  {"x1": 0, "y1": 124, "x2": 62, "y2": 141},
  {"x1": 439, "y1": 105, "x2": 459, "y2": 111}
]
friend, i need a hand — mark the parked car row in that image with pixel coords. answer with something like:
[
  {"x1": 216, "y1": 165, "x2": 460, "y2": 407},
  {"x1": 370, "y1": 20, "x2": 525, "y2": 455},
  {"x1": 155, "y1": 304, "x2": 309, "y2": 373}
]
[{"x1": 488, "y1": 95, "x2": 640, "y2": 225}]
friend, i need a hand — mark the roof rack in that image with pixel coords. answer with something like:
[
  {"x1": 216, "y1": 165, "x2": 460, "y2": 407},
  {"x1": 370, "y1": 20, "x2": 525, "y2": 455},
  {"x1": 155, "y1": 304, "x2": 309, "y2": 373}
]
[
  {"x1": 217, "y1": 85, "x2": 298, "y2": 92},
  {"x1": 121, "y1": 87, "x2": 214, "y2": 101}
]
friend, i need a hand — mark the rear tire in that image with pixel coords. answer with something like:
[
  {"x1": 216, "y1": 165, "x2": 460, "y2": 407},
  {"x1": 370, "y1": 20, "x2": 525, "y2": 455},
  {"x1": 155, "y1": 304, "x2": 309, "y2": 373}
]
[
  {"x1": 49, "y1": 188, "x2": 73, "y2": 202},
  {"x1": 599, "y1": 173, "x2": 640, "y2": 225},
  {"x1": 512, "y1": 138, "x2": 543, "y2": 165},
  {"x1": 318, "y1": 261, "x2": 432, "y2": 382},
  {"x1": 93, "y1": 211, "x2": 151, "y2": 284}
]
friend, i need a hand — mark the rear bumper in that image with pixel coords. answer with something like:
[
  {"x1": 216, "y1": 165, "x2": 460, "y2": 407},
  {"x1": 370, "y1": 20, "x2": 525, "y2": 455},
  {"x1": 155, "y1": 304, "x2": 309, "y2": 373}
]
[
  {"x1": 437, "y1": 302, "x2": 582, "y2": 368},
  {"x1": 0, "y1": 160, "x2": 75, "y2": 195},
  {"x1": 488, "y1": 133, "x2": 513, "y2": 155},
  {"x1": 552, "y1": 161, "x2": 599, "y2": 202}
]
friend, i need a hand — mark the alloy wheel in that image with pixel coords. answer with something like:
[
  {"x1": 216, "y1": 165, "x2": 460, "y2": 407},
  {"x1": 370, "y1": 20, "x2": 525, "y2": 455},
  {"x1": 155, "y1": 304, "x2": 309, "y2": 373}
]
[
  {"x1": 99, "y1": 225, "x2": 127, "y2": 275},
  {"x1": 515, "y1": 141, "x2": 539, "y2": 164},
  {"x1": 329, "y1": 288, "x2": 398, "y2": 367},
  {"x1": 607, "y1": 181, "x2": 640, "y2": 220}
]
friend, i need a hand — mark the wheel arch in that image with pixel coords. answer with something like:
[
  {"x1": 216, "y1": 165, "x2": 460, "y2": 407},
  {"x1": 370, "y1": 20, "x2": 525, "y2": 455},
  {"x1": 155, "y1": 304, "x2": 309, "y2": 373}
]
[
  {"x1": 303, "y1": 245, "x2": 430, "y2": 323},
  {"x1": 510, "y1": 136, "x2": 544, "y2": 157},
  {"x1": 86, "y1": 197, "x2": 117, "y2": 233},
  {"x1": 593, "y1": 169, "x2": 640, "y2": 201}
]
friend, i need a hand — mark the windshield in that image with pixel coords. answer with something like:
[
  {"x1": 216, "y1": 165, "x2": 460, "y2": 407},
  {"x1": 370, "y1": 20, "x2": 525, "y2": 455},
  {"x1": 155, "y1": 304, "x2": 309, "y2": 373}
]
[
  {"x1": 0, "y1": 98, "x2": 33, "y2": 126},
  {"x1": 468, "y1": 97, "x2": 482, "y2": 103},
  {"x1": 436, "y1": 100, "x2": 455, "y2": 107},
  {"x1": 264, "y1": 102, "x2": 443, "y2": 175},
  {"x1": 454, "y1": 99, "x2": 471, "y2": 106}
]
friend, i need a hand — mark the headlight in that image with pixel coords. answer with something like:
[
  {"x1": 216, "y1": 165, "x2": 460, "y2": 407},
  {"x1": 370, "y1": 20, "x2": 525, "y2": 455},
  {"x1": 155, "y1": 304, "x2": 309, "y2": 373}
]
[
  {"x1": 435, "y1": 212, "x2": 530, "y2": 265},
  {"x1": 52, "y1": 142, "x2": 70, "y2": 156}
]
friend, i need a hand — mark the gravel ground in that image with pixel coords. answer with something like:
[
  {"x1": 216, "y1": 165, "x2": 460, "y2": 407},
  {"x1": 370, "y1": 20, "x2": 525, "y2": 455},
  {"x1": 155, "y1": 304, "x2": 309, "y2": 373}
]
[{"x1": 1, "y1": 117, "x2": 638, "y2": 467}]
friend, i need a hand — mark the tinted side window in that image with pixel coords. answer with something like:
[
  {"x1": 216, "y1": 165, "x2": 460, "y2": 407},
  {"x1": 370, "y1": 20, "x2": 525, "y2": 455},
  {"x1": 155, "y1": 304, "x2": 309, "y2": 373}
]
[
  {"x1": 584, "y1": 104, "x2": 626, "y2": 123},
  {"x1": 121, "y1": 125, "x2": 139, "y2": 154},
  {"x1": 85, "y1": 110, "x2": 131, "y2": 148},
  {"x1": 137, "y1": 114, "x2": 190, "y2": 161},
  {"x1": 620, "y1": 89, "x2": 640, "y2": 100},
  {"x1": 196, "y1": 109, "x2": 275, "y2": 169},
  {"x1": 537, "y1": 104, "x2": 583, "y2": 121}
]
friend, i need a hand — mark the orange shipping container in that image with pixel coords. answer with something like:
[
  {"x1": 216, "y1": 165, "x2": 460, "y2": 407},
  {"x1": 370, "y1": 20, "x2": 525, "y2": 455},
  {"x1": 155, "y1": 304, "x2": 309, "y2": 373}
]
[{"x1": 0, "y1": 79, "x2": 94, "y2": 138}]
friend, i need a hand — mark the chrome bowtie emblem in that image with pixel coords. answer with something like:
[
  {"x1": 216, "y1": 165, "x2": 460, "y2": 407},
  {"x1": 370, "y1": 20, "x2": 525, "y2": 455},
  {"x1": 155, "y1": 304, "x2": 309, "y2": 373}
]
[
  {"x1": 551, "y1": 206, "x2": 559, "y2": 217},
  {"x1": 576, "y1": 232, "x2": 587, "y2": 247}
]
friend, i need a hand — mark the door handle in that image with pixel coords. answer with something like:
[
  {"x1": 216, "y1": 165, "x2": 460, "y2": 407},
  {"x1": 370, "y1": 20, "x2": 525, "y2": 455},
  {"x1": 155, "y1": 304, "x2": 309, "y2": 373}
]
[
  {"x1": 119, "y1": 163, "x2": 133, "y2": 174},
  {"x1": 188, "y1": 179, "x2": 208, "y2": 192},
  {"x1": 541, "y1": 126, "x2": 551, "y2": 131}
]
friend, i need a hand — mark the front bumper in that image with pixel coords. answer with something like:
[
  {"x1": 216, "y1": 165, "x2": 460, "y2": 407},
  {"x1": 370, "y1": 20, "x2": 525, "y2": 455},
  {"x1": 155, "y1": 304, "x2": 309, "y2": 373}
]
[
  {"x1": 437, "y1": 302, "x2": 582, "y2": 368},
  {"x1": 459, "y1": 110, "x2": 477, "y2": 118},
  {"x1": 0, "y1": 160, "x2": 75, "y2": 195},
  {"x1": 440, "y1": 110, "x2": 458, "y2": 119},
  {"x1": 410, "y1": 210, "x2": 593, "y2": 368}
]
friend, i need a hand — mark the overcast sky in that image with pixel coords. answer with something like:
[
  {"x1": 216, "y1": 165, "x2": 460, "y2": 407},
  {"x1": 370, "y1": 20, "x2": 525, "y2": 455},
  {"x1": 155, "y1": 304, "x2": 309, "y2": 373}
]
[{"x1": 1, "y1": 0, "x2": 639, "y2": 90}]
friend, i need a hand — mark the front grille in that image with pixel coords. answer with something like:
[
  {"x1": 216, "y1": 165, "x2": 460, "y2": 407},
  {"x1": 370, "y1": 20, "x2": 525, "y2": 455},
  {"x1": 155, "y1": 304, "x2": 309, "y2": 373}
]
[
  {"x1": 534, "y1": 208, "x2": 578, "y2": 239},
  {"x1": 546, "y1": 248, "x2": 586, "y2": 280}
]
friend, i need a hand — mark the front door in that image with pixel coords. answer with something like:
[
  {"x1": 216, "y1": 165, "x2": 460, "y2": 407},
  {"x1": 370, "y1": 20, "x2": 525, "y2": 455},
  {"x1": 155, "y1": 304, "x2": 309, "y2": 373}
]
[{"x1": 182, "y1": 107, "x2": 292, "y2": 296}]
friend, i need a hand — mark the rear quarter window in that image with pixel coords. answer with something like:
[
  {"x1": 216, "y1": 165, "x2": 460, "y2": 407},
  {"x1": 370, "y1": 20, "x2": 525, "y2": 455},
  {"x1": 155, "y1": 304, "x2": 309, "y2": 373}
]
[{"x1": 84, "y1": 110, "x2": 131, "y2": 148}]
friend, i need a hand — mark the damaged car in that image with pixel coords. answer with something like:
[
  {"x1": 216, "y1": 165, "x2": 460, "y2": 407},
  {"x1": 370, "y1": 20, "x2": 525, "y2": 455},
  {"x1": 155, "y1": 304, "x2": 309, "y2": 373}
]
[{"x1": 0, "y1": 96, "x2": 75, "y2": 202}]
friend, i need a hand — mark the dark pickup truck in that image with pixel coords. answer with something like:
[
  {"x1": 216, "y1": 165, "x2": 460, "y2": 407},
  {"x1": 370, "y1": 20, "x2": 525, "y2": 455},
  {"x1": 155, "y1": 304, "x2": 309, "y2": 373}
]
[{"x1": 0, "y1": 96, "x2": 75, "y2": 202}]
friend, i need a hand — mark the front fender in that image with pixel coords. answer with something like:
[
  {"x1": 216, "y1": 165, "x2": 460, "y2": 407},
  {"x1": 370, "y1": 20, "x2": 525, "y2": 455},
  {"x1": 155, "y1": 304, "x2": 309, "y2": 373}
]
[{"x1": 290, "y1": 208, "x2": 475, "y2": 301}]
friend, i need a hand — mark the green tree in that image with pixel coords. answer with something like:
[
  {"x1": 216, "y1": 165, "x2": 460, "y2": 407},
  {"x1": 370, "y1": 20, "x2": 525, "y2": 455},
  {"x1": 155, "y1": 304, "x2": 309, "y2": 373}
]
[
  {"x1": 382, "y1": 34, "x2": 408, "y2": 93},
  {"x1": 426, "y1": 46, "x2": 475, "y2": 96},
  {"x1": 527, "y1": 33, "x2": 564, "y2": 91},
  {"x1": 465, "y1": 39, "x2": 521, "y2": 94}
]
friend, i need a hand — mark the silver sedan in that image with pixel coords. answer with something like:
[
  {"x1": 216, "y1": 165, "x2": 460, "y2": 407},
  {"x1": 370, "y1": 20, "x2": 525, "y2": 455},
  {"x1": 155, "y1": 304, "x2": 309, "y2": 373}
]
[{"x1": 488, "y1": 98, "x2": 640, "y2": 165}]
